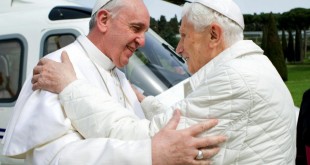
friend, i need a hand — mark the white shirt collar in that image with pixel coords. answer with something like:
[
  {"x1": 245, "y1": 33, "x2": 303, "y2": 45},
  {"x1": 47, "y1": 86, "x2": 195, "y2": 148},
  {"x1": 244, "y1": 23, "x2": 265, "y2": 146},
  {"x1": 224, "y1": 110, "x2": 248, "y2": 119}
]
[{"x1": 77, "y1": 35, "x2": 115, "y2": 71}]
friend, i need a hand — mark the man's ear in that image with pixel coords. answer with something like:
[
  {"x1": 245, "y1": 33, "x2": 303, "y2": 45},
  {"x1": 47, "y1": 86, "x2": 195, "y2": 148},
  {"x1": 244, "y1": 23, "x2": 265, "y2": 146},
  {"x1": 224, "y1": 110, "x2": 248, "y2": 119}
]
[
  {"x1": 209, "y1": 23, "x2": 223, "y2": 47},
  {"x1": 96, "y1": 9, "x2": 110, "y2": 33}
]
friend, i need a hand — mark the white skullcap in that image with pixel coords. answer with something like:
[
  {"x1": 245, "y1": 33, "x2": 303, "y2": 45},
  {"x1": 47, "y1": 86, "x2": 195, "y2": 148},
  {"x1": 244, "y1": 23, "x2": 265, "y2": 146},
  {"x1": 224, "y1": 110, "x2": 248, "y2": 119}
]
[
  {"x1": 91, "y1": 0, "x2": 112, "y2": 16},
  {"x1": 193, "y1": 0, "x2": 244, "y2": 29}
]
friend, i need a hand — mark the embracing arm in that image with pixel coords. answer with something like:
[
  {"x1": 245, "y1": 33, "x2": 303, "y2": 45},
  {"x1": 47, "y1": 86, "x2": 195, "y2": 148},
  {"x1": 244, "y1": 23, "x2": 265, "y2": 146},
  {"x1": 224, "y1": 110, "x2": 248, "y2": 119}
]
[
  {"x1": 32, "y1": 51, "x2": 226, "y2": 164},
  {"x1": 49, "y1": 111, "x2": 223, "y2": 165},
  {"x1": 59, "y1": 79, "x2": 151, "y2": 139},
  {"x1": 32, "y1": 51, "x2": 174, "y2": 139},
  {"x1": 32, "y1": 51, "x2": 150, "y2": 139},
  {"x1": 58, "y1": 83, "x2": 224, "y2": 164}
]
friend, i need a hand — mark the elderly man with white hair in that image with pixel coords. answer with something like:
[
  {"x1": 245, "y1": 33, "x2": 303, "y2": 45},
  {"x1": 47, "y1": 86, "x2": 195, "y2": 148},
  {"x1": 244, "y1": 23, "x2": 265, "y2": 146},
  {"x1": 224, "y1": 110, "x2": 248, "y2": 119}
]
[{"x1": 31, "y1": 0, "x2": 297, "y2": 164}]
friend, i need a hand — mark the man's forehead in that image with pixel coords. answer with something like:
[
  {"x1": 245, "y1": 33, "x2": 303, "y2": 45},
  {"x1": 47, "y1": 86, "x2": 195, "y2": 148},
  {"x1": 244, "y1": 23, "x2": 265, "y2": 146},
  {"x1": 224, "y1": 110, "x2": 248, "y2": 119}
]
[
  {"x1": 179, "y1": 19, "x2": 190, "y2": 31},
  {"x1": 115, "y1": 8, "x2": 149, "y2": 30}
]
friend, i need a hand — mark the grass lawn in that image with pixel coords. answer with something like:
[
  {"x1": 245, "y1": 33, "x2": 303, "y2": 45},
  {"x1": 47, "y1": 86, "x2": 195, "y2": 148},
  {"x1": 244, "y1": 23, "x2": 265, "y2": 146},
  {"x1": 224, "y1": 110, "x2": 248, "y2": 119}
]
[{"x1": 285, "y1": 64, "x2": 310, "y2": 107}]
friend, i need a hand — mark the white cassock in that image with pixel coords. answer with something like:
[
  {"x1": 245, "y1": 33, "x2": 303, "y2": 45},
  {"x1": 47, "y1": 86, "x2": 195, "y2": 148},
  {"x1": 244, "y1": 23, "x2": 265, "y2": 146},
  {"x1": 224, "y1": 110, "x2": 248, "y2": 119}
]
[{"x1": 2, "y1": 35, "x2": 152, "y2": 165}]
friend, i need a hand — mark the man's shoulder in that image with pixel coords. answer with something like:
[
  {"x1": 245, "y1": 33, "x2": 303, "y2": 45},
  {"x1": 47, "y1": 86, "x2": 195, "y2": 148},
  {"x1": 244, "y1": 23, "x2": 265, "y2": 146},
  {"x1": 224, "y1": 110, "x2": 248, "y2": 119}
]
[{"x1": 44, "y1": 41, "x2": 79, "y2": 62}]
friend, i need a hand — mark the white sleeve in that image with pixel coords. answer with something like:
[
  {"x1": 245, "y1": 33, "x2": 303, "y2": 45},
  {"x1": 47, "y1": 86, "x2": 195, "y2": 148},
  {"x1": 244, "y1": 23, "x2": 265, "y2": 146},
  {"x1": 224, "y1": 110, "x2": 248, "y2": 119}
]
[
  {"x1": 140, "y1": 79, "x2": 188, "y2": 120},
  {"x1": 59, "y1": 80, "x2": 153, "y2": 140},
  {"x1": 50, "y1": 138, "x2": 152, "y2": 165},
  {"x1": 140, "y1": 96, "x2": 169, "y2": 120}
]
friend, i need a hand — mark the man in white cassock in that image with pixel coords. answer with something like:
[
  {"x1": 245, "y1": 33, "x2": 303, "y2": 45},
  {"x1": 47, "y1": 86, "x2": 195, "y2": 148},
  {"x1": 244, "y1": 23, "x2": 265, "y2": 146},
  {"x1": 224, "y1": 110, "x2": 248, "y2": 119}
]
[
  {"x1": 2, "y1": 0, "x2": 225, "y2": 164},
  {"x1": 31, "y1": 0, "x2": 297, "y2": 164}
]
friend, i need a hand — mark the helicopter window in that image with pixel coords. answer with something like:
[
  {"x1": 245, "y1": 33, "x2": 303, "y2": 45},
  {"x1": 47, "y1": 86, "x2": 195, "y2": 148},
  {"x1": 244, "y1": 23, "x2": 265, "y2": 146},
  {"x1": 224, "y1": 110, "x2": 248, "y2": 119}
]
[
  {"x1": 49, "y1": 6, "x2": 91, "y2": 21},
  {"x1": 0, "y1": 39, "x2": 23, "y2": 102},
  {"x1": 43, "y1": 34, "x2": 76, "y2": 55}
]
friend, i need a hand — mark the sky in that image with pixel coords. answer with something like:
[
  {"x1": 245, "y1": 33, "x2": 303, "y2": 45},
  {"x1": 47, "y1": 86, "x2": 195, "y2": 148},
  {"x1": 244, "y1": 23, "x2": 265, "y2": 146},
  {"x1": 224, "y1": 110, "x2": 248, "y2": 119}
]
[{"x1": 78, "y1": 0, "x2": 310, "y2": 20}]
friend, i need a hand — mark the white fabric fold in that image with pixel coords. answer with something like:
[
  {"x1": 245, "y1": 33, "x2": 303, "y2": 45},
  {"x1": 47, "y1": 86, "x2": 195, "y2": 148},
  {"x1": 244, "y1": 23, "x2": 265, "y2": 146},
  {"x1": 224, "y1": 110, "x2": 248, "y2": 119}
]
[{"x1": 2, "y1": 35, "x2": 150, "y2": 165}]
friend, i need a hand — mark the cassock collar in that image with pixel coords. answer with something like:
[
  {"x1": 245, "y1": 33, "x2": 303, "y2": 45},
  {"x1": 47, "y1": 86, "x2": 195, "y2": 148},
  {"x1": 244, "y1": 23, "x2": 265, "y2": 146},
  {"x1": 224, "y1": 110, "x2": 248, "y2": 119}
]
[
  {"x1": 189, "y1": 40, "x2": 263, "y2": 91},
  {"x1": 77, "y1": 35, "x2": 115, "y2": 71}
]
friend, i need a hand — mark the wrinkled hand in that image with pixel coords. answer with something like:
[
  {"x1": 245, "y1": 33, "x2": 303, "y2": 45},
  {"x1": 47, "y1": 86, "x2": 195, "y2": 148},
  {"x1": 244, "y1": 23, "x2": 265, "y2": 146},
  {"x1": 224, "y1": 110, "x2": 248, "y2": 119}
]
[
  {"x1": 152, "y1": 110, "x2": 226, "y2": 165},
  {"x1": 32, "y1": 51, "x2": 77, "y2": 93}
]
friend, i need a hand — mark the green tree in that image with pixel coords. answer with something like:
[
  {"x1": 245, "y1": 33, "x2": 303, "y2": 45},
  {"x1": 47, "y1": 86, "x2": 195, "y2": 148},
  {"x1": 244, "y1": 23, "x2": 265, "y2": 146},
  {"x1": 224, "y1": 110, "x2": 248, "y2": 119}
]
[
  {"x1": 281, "y1": 30, "x2": 288, "y2": 60},
  {"x1": 295, "y1": 28, "x2": 302, "y2": 61},
  {"x1": 261, "y1": 25, "x2": 268, "y2": 51},
  {"x1": 280, "y1": 8, "x2": 310, "y2": 62},
  {"x1": 150, "y1": 17, "x2": 159, "y2": 33},
  {"x1": 169, "y1": 15, "x2": 179, "y2": 34},
  {"x1": 158, "y1": 15, "x2": 168, "y2": 34},
  {"x1": 244, "y1": 14, "x2": 256, "y2": 31},
  {"x1": 157, "y1": 15, "x2": 179, "y2": 48},
  {"x1": 289, "y1": 8, "x2": 310, "y2": 62},
  {"x1": 287, "y1": 30, "x2": 295, "y2": 62},
  {"x1": 264, "y1": 13, "x2": 288, "y2": 81}
]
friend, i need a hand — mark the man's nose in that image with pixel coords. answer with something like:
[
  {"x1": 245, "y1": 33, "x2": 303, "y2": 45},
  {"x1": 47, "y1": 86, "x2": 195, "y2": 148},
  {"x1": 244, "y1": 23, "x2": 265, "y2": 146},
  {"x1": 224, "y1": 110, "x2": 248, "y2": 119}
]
[
  {"x1": 176, "y1": 41, "x2": 183, "y2": 54},
  {"x1": 136, "y1": 33, "x2": 146, "y2": 47}
]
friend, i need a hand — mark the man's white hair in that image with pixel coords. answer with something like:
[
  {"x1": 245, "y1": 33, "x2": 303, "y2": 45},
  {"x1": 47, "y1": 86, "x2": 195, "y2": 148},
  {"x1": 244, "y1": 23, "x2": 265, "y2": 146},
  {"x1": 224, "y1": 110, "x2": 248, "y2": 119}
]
[{"x1": 182, "y1": 2, "x2": 244, "y2": 47}]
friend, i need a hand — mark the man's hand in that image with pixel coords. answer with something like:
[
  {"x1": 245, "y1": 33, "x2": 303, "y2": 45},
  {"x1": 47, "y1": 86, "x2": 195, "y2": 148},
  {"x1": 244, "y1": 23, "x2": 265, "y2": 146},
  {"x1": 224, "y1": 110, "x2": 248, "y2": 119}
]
[
  {"x1": 152, "y1": 110, "x2": 226, "y2": 165},
  {"x1": 32, "y1": 51, "x2": 77, "y2": 93}
]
